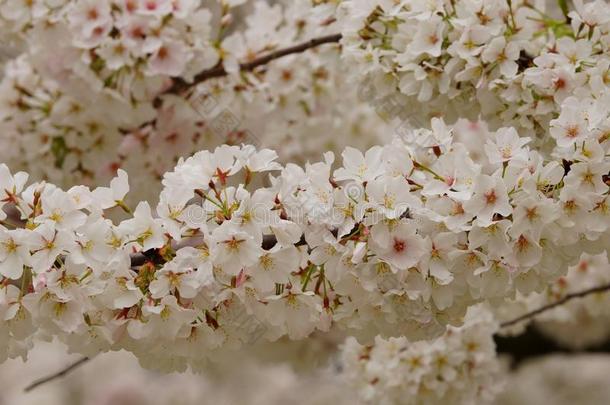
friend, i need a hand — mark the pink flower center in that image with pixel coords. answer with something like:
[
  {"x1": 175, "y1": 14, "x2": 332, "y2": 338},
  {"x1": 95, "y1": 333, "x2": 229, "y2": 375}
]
[
  {"x1": 484, "y1": 190, "x2": 497, "y2": 205},
  {"x1": 125, "y1": 0, "x2": 137, "y2": 12},
  {"x1": 578, "y1": 261, "x2": 589, "y2": 272},
  {"x1": 93, "y1": 26, "x2": 104, "y2": 37},
  {"x1": 146, "y1": 1, "x2": 158, "y2": 10},
  {"x1": 451, "y1": 202, "x2": 465, "y2": 216},
  {"x1": 516, "y1": 235, "x2": 529, "y2": 252},
  {"x1": 554, "y1": 77, "x2": 566, "y2": 89},
  {"x1": 130, "y1": 26, "x2": 145, "y2": 39},
  {"x1": 393, "y1": 238, "x2": 406, "y2": 253},
  {"x1": 87, "y1": 8, "x2": 99, "y2": 20},
  {"x1": 157, "y1": 46, "x2": 169, "y2": 60},
  {"x1": 566, "y1": 125, "x2": 580, "y2": 138}
]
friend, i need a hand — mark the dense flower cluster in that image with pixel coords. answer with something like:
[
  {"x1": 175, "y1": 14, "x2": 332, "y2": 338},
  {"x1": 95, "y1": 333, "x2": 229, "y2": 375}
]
[
  {"x1": 4, "y1": 0, "x2": 219, "y2": 100},
  {"x1": 0, "y1": 55, "x2": 149, "y2": 189},
  {"x1": 339, "y1": 0, "x2": 610, "y2": 139},
  {"x1": 0, "y1": 1, "x2": 387, "y2": 201},
  {"x1": 0, "y1": 95, "x2": 607, "y2": 368},
  {"x1": 340, "y1": 306, "x2": 503, "y2": 405},
  {"x1": 0, "y1": 0, "x2": 69, "y2": 43},
  {"x1": 1, "y1": 1, "x2": 610, "y2": 401}
]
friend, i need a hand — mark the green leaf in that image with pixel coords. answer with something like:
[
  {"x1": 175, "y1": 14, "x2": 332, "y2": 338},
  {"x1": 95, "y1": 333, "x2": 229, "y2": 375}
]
[{"x1": 50, "y1": 137, "x2": 69, "y2": 169}]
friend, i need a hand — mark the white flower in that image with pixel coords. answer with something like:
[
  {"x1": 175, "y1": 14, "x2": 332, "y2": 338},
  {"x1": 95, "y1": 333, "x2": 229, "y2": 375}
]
[
  {"x1": 564, "y1": 162, "x2": 610, "y2": 195},
  {"x1": 511, "y1": 233, "x2": 542, "y2": 268},
  {"x1": 468, "y1": 220, "x2": 511, "y2": 255},
  {"x1": 102, "y1": 265, "x2": 144, "y2": 309},
  {"x1": 370, "y1": 221, "x2": 425, "y2": 271},
  {"x1": 68, "y1": 0, "x2": 113, "y2": 48},
  {"x1": 420, "y1": 232, "x2": 458, "y2": 284},
  {"x1": 96, "y1": 39, "x2": 133, "y2": 70},
  {"x1": 570, "y1": 0, "x2": 610, "y2": 29},
  {"x1": 365, "y1": 176, "x2": 419, "y2": 220},
  {"x1": 0, "y1": 228, "x2": 30, "y2": 280},
  {"x1": 35, "y1": 188, "x2": 87, "y2": 231},
  {"x1": 136, "y1": 0, "x2": 173, "y2": 16},
  {"x1": 156, "y1": 187, "x2": 193, "y2": 241},
  {"x1": 29, "y1": 224, "x2": 74, "y2": 273},
  {"x1": 550, "y1": 97, "x2": 591, "y2": 148},
  {"x1": 481, "y1": 36, "x2": 520, "y2": 78},
  {"x1": 510, "y1": 197, "x2": 559, "y2": 240},
  {"x1": 264, "y1": 287, "x2": 321, "y2": 340},
  {"x1": 119, "y1": 202, "x2": 165, "y2": 251},
  {"x1": 129, "y1": 295, "x2": 196, "y2": 340},
  {"x1": 335, "y1": 146, "x2": 384, "y2": 183},
  {"x1": 239, "y1": 145, "x2": 282, "y2": 173},
  {"x1": 210, "y1": 222, "x2": 262, "y2": 276},
  {"x1": 484, "y1": 127, "x2": 530, "y2": 165},
  {"x1": 207, "y1": 145, "x2": 244, "y2": 185},
  {"x1": 23, "y1": 293, "x2": 84, "y2": 334},
  {"x1": 229, "y1": 187, "x2": 272, "y2": 244},
  {"x1": 0, "y1": 164, "x2": 28, "y2": 220},
  {"x1": 408, "y1": 15, "x2": 444, "y2": 58},
  {"x1": 147, "y1": 40, "x2": 189, "y2": 77},
  {"x1": 248, "y1": 245, "x2": 300, "y2": 292},
  {"x1": 421, "y1": 146, "x2": 479, "y2": 201},
  {"x1": 92, "y1": 169, "x2": 130, "y2": 210},
  {"x1": 149, "y1": 253, "x2": 202, "y2": 299},
  {"x1": 71, "y1": 217, "x2": 116, "y2": 271},
  {"x1": 465, "y1": 175, "x2": 512, "y2": 227}
]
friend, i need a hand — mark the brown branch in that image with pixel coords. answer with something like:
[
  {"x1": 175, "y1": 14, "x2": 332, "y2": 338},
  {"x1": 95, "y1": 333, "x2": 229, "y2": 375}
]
[
  {"x1": 157, "y1": 33, "x2": 342, "y2": 103},
  {"x1": 500, "y1": 282, "x2": 610, "y2": 329},
  {"x1": 24, "y1": 357, "x2": 89, "y2": 392},
  {"x1": 130, "y1": 233, "x2": 308, "y2": 268}
]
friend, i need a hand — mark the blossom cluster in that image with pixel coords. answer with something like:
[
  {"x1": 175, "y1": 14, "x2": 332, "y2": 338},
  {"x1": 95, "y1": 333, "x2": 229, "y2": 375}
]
[
  {"x1": 0, "y1": 55, "x2": 146, "y2": 190},
  {"x1": 0, "y1": 1, "x2": 388, "y2": 202},
  {"x1": 338, "y1": 0, "x2": 610, "y2": 139},
  {"x1": 0, "y1": 1, "x2": 609, "y2": 388},
  {"x1": 0, "y1": 0, "x2": 69, "y2": 44},
  {"x1": 0, "y1": 94, "x2": 607, "y2": 369},
  {"x1": 6, "y1": 0, "x2": 220, "y2": 101},
  {"x1": 340, "y1": 306, "x2": 503, "y2": 405}
]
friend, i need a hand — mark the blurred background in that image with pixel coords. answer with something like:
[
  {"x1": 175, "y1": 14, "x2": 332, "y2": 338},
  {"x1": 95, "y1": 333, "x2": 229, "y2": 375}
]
[{"x1": 4, "y1": 338, "x2": 610, "y2": 405}]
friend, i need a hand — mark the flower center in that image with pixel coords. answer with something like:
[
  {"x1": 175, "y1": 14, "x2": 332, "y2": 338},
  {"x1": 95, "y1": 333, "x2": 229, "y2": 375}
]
[
  {"x1": 224, "y1": 237, "x2": 244, "y2": 252},
  {"x1": 516, "y1": 235, "x2": 529, "y2": 252},
  {"x1": 393, "y1": 238, "x2": 406, "y2": 253},
  {"x1": 259, "y1": 254, "x2": 273, "y2": 270},
  {"x1": 566, "y1": 125, "x2": 580, "y2": 138},
  {"x1": 554, "y1": 77, "x2": 566, "y2": 89},
  {"x1": 484, "y1": 190, "x2": 497, "y2": 205},
  {"x1": 525, "y1": 207, "x2": 538, "y2": 221},
  {"x1": 158, "y1": 47, "x2": 169, "y2": 60},
  {"x1": 87, "y1": 8, "x2": 99, "y2": 20}
]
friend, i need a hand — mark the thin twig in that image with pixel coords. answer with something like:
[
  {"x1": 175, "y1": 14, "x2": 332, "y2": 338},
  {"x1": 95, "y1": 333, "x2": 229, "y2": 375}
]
[
  {"x1": 24, "y1": 357, "x2": 90, "y2": 392},
  {"x1": 500, "y1": 282, "x2": 610, "y2": 329},
  {"x1": 159, "y1": 33, "x2": 342, "y2": 100}
]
